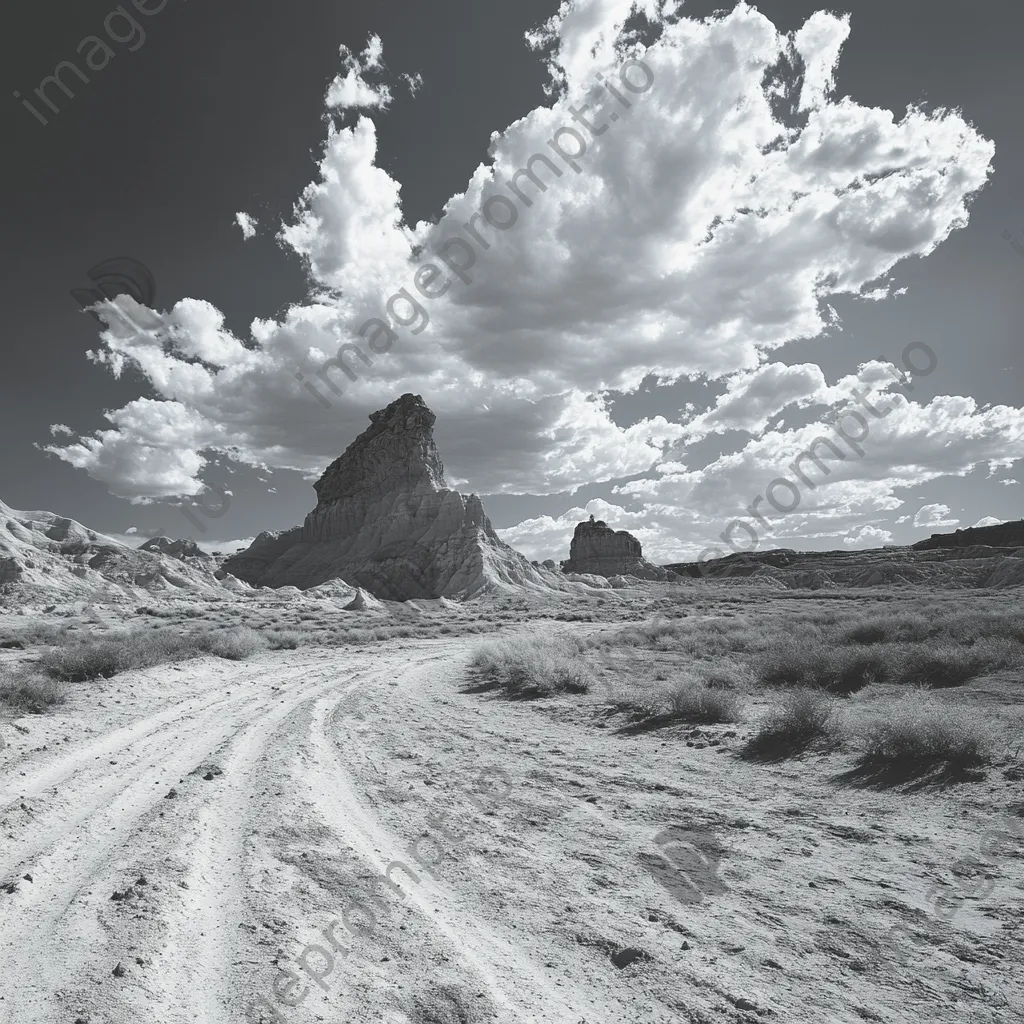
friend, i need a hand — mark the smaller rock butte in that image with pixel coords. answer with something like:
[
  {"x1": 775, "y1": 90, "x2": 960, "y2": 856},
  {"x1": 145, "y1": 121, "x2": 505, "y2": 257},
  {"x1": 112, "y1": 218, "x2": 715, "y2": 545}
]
[
  {"x1": 222, "y1": 394, "x2": 556, "y2": 600},
  {"x1": 562, "y1": 518, "x2": 680, "y2": 582}
]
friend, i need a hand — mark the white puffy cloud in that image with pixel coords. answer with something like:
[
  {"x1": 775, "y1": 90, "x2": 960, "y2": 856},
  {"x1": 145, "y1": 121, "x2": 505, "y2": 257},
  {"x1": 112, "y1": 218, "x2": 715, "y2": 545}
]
[
  {"x1": 125, "y1": 526, "x2": 138, "y2": 535},
  {"x1": 793, "y1": 10, "x2": 850, "y2": 111},
  {"x1": 326, "y1": 35, "x2": 392, "y2": 111},
  {"x1": 612, "y1": 384, "x2": 1024, "y2": 559},
  {"x1": 842, "y1": 524, "x2": 893, "y2": 547},
  {"x1": 48, "y1": 0, "x2": 1010, "y2": 560},
  {"x1": 497, "y1": 496, "x2": 689, "y2": 562},
  {"x1": 235, "y1": 212, "x2": 258, "y2": 240},
  {"x1": 913, "y1": 503, "x2": 958, "y2": 528},
  {"x1": 971, "y1": 516, "x2": 1003, "y2": 528}
]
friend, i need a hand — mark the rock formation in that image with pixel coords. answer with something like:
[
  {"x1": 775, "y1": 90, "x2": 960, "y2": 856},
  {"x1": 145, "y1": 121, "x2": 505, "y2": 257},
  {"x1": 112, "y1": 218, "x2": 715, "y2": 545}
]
[
  {"x1": 139, "y1": 536, "x2": 210, "y2": 560},
  {"x1": 0, "y1": 499, "x2": 231, "y2": 603},
  {"x1": 666, "y1": 542, "x2": 1024, "y2": 590},
  {"x1": 913, "y1": 519, "x2": 1024, "y2": 551},
  {"x1": 562, "y1": 519, "x2": 680, "y2": 582},
  {"x1": 222, "y1": 394, "x2": 556, "y2": 600}
]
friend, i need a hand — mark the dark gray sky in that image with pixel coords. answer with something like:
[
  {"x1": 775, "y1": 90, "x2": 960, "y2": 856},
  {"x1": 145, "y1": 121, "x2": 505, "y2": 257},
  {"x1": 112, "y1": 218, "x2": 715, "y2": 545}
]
[{"x1": 2, "y1": 0, "x2": 1021, "y2": 560}]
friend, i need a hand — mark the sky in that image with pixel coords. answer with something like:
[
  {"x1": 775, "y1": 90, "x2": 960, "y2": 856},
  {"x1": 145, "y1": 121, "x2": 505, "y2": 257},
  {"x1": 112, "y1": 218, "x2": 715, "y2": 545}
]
[{"x1": 2, "y1": 0, "x2": 1022, "y2": 564}]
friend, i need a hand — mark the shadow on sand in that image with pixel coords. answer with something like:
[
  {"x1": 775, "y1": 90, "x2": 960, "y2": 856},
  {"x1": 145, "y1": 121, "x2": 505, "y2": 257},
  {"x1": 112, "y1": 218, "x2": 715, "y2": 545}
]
[{"x1": 831, "y1": 756, "x2": 988, "y2": 792}]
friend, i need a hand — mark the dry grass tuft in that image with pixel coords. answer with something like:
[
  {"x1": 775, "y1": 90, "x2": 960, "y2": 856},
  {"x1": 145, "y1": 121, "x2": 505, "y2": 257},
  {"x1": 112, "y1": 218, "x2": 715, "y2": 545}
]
[
  {"x1": 745, "y1": 688, "x2": 840, "y2": 759},
  {"x1": 661, "y1": 679, "x2": 743, "y2": 723},
  {"x1": 855, "y1": 691, "x2": 992, "y2": 769},
  {"x1": 38, "y1": 625, "x2": 269, "y2": 681},
  {"x1": 0, "y1": 667, "x2": 67, "y2": 713},
  {"x1": 472, "y1": 635, "x2": 594, "y2": 697}
]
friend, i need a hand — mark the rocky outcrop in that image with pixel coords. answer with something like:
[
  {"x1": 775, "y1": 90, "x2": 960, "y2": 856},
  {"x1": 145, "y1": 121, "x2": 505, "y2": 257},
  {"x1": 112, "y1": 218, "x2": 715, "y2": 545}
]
[
  {"x1": 139, "y1": 536, "x2": 210, "y2": 560},
  {"x1": 667, "y1": 542, "x2": 1024, "y2": 589},
  {"x1": 222, "y1": 394, "x2": 557, "y2": 600},
  {"x1": 562, "y1": 519, "x2": 680, "y2": 582},
  {"x1": 0, "y1": 499, "x2": 232, "y2": 603},
  {"x1": 913, "y1": 519, "x2": 1024, "y2": 551}
]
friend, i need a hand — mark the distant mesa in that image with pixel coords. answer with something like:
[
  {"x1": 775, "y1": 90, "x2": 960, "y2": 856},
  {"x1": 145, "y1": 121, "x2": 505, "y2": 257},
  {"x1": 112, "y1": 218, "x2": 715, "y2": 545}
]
[
  {"x1": 222, "y1": 394, "x2": 557, "y2": 600},
  {"x1": 563, "y1": 518, "x2": 680, "y2": 582},
  {"x1": 665, "y1": 518, "x2": 1024, "y2": 590},
  {"x1": 913, "y1": 518, "x2": 1024, "y2": 551}
]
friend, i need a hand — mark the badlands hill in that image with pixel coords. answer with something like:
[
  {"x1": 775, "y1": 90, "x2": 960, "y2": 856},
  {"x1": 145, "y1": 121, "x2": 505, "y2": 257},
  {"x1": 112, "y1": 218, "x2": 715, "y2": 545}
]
[
  {"x1": 0, "y1": 499, "x2": 238, "y2": 605},
  {"x1": 665, "y1": 535, "x2": 1024, "y2": 589},
  {"x1": 223, "y1": 394, "x2": 559, "y2": 600}
]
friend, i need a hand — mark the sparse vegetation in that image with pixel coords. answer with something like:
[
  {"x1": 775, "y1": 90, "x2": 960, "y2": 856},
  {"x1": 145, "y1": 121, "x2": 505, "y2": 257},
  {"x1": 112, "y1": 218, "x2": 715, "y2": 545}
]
[
  {"x1": 855, "y1": 692, "x2": 992, "y2": 769},
  {"x1": 0, "y1": 667, "x2": 66, "y2": 712},
  {"x1": 37, "y1": 625, "x2": 270, "y2": 681},
  {"x1": 662, "y1": 679, "x2": 743, "y2": 723},
  {"x1": 753, "y1": 609, "x2": 1024, "y2": 693},
  {"x1": 471, "y1": 635, "x2": 594, "y2": 697},
  {"x1": 202, "y1": 626, "x2": 267, "y2": 660},
  {"x1": 266, "y1": 630, "x2": 302, "y2": 650},
  {"x1": 745, "y1": 688, "x2": 840, "y2": 759}
]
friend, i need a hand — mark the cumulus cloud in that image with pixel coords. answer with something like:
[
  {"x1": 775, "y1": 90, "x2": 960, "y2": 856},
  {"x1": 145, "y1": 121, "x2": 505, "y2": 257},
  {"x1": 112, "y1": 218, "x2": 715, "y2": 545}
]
[
  {"x1": 843, "y1": 523, "x2": 893, "y2": 547},
  {"x1": 235, "y1": 212, "x2": 258, "y2": 240},
  {"x1": 326, "y1": 34, "x2": 393, "y2": 111},
  {"x1": 46, "y1": 0, "x2": 1016, "y2": 558},
  {"x1": 971, "y1": 515, "x2": 1003, "y2": 528},
  {"x1": 913, "y1": 503, "x2": 959, "y2": 529},
  {"x1": 497, "y1": 496, "x2": 684, "y2": 562},
  {"x1": 613, "y1": 381, "x2": 1024, "y2": 559},
  {"x1": 125, "y1": 526, "x2": 138, "y2": 534}
]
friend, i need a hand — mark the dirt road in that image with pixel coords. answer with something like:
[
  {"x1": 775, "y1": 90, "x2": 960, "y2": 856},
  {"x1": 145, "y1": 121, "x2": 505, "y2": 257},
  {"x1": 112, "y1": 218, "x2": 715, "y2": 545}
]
[{"x1": 1, "y1": 632, "x2": 1020, "y2": 1024}]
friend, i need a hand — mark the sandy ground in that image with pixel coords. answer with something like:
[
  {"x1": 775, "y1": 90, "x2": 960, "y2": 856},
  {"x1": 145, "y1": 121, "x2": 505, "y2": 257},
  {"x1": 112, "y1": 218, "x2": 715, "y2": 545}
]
[{"x1": 0, "y1": 620, "x2": 1021, "y2": 1024}]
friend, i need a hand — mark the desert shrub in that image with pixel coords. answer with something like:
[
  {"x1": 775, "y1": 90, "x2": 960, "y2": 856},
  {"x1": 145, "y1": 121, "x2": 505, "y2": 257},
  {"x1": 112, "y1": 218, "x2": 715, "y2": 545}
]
[
  {"x1": 889, "y1": 645, "x2": 999, "y2": 689},
  {"x1": 757, "y1": 640, "x2": 889, "y2": 694},
  {"x1": 472, "y1": 636, "x2": 593, "y2": 697},
  {"x1": 662, "y1": 680, "x2": 743, "y2": 723},
  {"x1": 838, "y1": 613, "x2": 932, "y2": 645},
  {"x1": 200, "y1": 626, "x2": 268, "y2": 660},
  {"x1": 40, "y1": 634, "x2": 145, "y2": 681},
  {"x1": 38, "y1": 625, "x2": 267, "y2": 680},
  {"x1": 745, "y1": 688, "x2": 839, "y2": 758},
  {"x1": 0, "y1": 622, "x2": 67, "y2": 649},
  {"x1": 856, "y1": 693, "x2": 992, "y2": 768},
  {"x1": 941, "y1": 609, "x2": 1024, "y2": 645},
  {"x1": 0, "y1": 667, "x2": 66, "y2": 712},
  {"x1": 695, "y1": 660, "x2": 754, "y2": 690},
  {"x1": 266, "y1": 630, "x2": 302, "y2": 650}
]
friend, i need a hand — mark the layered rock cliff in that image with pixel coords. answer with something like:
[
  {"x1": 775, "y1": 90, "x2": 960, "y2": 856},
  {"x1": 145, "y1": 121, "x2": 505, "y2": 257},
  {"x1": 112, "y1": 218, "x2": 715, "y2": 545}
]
[
  {"x1": 913, "y1": 519, "x2": 1024, "y2": 551},
  {"x1": 222, "y1": 394, "x2": 555, "y2": 599},
  {"x1": 562, "y1": 519, "x2": 680, "y2": 582}
]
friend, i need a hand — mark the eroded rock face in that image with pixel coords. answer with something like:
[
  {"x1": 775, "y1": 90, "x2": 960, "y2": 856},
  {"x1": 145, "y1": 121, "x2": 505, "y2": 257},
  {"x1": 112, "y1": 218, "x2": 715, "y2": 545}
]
[
  {"x1": 139, "y1": 537, "x2": 210, "y2": 560},
  {"x1": 563, "y1": 519, "x2": 679, "y2": 582},
  {"x1": 222, "y1": 394, "x2": 554, "y2": 600},
  {"x1": 913, "y1": 519, "x2": 1024, "y2": 551},
  {"x1": 0, "y1": 499, "x2": 230, "y2": 602}
]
